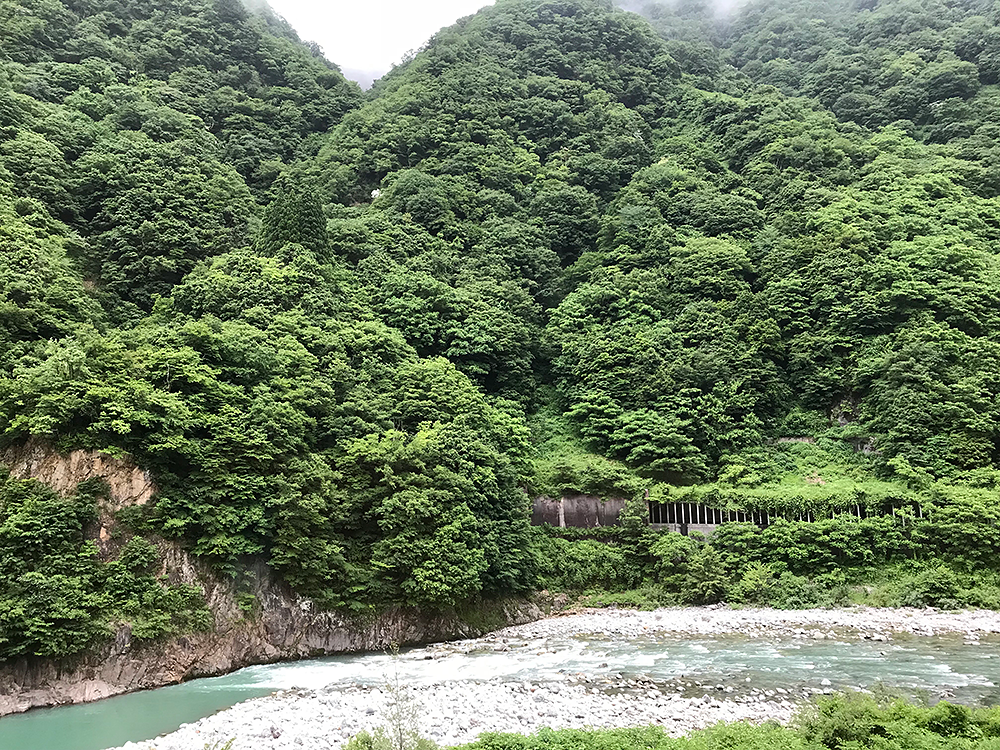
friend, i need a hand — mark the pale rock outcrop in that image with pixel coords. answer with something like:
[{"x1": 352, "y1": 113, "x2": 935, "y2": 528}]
[{"x1": 0, "y1": 438, "x2": 156, "y2": 510}]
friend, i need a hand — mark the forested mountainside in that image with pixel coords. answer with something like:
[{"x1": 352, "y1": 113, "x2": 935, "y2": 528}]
[
  {"x1": 637, "y1": 0, "x2": 1000, "y2": 188},
  {"x1": 4, "y1": 0, "x2": 1000, "y2": 661}
]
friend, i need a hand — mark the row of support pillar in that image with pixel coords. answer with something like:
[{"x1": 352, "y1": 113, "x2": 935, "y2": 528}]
[
  {"x1": 647, "y1": 503, "x2": 789, "y2": 526},
  {"x1": 648, "y1": 502, "x2": 923, "y2": 527}
]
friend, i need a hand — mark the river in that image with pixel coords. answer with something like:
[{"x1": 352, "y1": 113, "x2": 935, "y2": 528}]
[{"x1": 1, "y1": 608, "x2": 998, "y2": 750}]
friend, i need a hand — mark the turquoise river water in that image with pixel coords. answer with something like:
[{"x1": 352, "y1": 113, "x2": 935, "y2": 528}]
[{"x1": 1, "y1": 630, "x2": 998, "y2": 750}]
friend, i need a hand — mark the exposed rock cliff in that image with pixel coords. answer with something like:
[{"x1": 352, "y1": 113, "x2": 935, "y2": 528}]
[
  {"x1": 0, "y1": 439, "x2": 156, "y2": 510},
  {"x1": 0, "y1": 443, "x2": 543, "y2": 716},
  {"x1": 0, "y1": 568, "x2": 542, "y2": 716}
]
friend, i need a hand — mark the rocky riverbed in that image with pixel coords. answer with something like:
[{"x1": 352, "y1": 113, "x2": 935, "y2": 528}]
[
  {"x1": 109, "y1": 606, "x2": 1000, "y2": 750},
  {"x1": 110, "y1": 678, "x2": 798, "y2": 750},
  {"x1": 486, "y1": 604, "x2": 1000, "y2": 643}
]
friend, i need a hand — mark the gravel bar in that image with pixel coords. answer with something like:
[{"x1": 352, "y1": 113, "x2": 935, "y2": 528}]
[{"x1": 110, "y1": 606, "x2": 1000, "y2": 750}]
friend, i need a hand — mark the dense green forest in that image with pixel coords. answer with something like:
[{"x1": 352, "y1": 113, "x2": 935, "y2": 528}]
[{"x1": 4, "y1": 0, "x2": 1000, "y2": 659}]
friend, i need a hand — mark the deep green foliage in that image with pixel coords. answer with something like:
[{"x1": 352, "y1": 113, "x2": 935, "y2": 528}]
[
  {"x1": 0, "y1": 0, "x2": 360, "y2": 314},
  {"x1": 258, "y1": 184, "x2": 330, "y2": 258},
  {"x1": 0, "y1": 475, "x2": 209, "y2": 658},
  {"x1": 6, "y1": 0, "x2": 1000, "y2": 661}
]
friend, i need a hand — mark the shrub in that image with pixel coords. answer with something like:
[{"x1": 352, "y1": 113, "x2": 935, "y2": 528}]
[
  {"x1": 730, "y1": 562, "x2": 777, "y2": 605},
  {"x1": 770, "y1": 572, "x2": 825, "y2": 609},
  {"x1": 683, "y1": 546, "x2": 728, "y2": 605},
  {"x1": 900, "y1": 566, "x2": 965, "y2": 609},
  {"x1": 649, "y1": 532, "x2": 698, "y2": 589},
  {"x1": 533, "y1": 535, "x2": 640, "y2": 592}
]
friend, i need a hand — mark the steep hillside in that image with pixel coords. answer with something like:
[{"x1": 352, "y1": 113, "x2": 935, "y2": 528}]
[
  {"x1": 4, "y1": 0, "x2": 1000, "y2": 671},
  {"x1": 636, "y1": 0, "x2": 1000, "y2": 193},
  {"x1": 0, "y1": 0, "x2": 360, "y2": 317},
  {"x1": 0, "y1": 0, "x2": 543, "y2": 666},
  {"x1": 304, "y1": 0, "x2": 1000, "y2": 490}
]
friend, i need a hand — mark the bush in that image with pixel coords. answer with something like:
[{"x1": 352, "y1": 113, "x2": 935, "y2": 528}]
[
  {"x1": 454, "y1": 696, "x2": 1000, "y2": 750},
  {"x1": 730, "y1": 562, "x2": 777, "y2": 605},
  {"x1": 576, "y1": 586, "x2": 679, "y2": 610},
  {"x1": 799, "y1": 692, "x2": 1000, "y2": 749},
  {"x1": 769, "y1": 572, "x2": 825, "y2": 609},
  {"x1": 533, "y1": 536, "x2": 639, "y2": 592},
  {"x1": 649, "y1": 532, "x2": 698, "y2": 589},
  {"x1": 799, "y1": 692, "x2": 899, "y2": 749},
  {"x1": 683, "y1": 546, "x2": 728, "y2": 605},
  {"x1": 899, "y1": 566, "x2": 965, "y2": 609},
  {"x1": 709, "y1": 522, "x2": 764, "y2": 576},
  {"x1": 346, "y1": 728, "x2": 437, "y2": 750},
  {"x1": 961, "y1": 574, "x2": 1000, "y2": 609}
]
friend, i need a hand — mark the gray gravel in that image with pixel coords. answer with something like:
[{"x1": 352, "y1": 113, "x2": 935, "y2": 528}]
[
  {"x1": 487, "y1": 605, "x2": 1000, "y2": 642},
  {"x1": 110, "y1": 606, "x2": 1000, "y2": 750},
  {"x1": 110, "y1": 679, "x2": 796, "y2": 750}
]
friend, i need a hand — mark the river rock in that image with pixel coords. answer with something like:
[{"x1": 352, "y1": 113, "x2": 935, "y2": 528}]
[{"x1": 89, "y1": 604, "x2": 1000, "y2": 750}]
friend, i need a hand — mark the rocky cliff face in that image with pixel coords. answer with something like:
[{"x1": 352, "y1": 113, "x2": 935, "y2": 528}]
[
  {"x1": 0, "y1": 573, "x2": 542, "y2": 717},
  {"x1": 1, "y1": 439, "x2": 158, "y2": 552},
  {"x1": 0, "y1": 443, "x2": 543, "y2": 717},
  {"x1": 0, "y1": 439, "x2": 156, "y2": 509}
]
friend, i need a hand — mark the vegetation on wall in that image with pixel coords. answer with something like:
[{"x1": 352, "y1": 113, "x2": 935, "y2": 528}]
[{"x1": 0, "y1": 475, "x2": 209, "y2": 659}]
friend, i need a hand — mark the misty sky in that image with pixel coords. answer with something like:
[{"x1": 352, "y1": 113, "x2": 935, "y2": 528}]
[{"x1": 267, "y1": 0, "x2": 495, "y2": 86}]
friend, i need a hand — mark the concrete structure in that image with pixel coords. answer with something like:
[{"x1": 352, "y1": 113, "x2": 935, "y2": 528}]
[
  {"x1": 647, "y1": 503, "x2": 798, "y2": 536},
  {"x1": 531, "y1": 493, "x2": 921, "y2": 535},
  {"x1": 531, "y1": 494, "x2": 628, "y2": 528}
]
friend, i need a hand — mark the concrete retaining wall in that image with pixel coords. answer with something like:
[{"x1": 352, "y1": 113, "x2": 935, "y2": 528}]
[{"x1": 531, "y1": 495, "x2": 627, "y2": 528}]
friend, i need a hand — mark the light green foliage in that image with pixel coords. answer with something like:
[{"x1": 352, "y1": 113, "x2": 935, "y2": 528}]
[
  {"x1": 575, "y1": 586, "x2": 677, "y2": 609},
  {"x1": 457, "y1": 693, "x2": 1000, "y2": 750},
  {"x1": 347, "y1": 730, "x2": 437, "y2": 750},
  {"x1": 649, "y1": 531, "x2": 697, "y2": 589},
  {"x1": 458, "y1": 723, "x2": 804, "y2": 750},
  {"x1": 527, "y1": 401, "x2": 646, "y2": 499},
  {"x1": 532, "y1": 533, "x2": 638, "y2": 592},
  {"x1": 540, "y1": 506, "x2": 1000, "y2": 609},
  {"x1": 798, "y1": 692, "x2": 1000, "y2": 749},
  {"x1": 0, "y1": 190, "x2": 103, "y2": 371},
  {"x1": 683, "y1": 545, "x2": 728, "y2": 605},
  {"x1": 730, "y1": 562, "x2": 778, "y2": 605}
]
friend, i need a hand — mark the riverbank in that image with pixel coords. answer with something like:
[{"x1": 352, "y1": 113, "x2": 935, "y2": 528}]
[
  {"x1": 0, "y1": 589, "x2": 543, "y2": 717},
  {"x1": 494, "y1": 604, "x2": 1000, "y2": 641},
  {"x1": 111, "y1": 679, "x2": 797, "y2": 750},
  {"x1": 108, "y1": 605, "x2": 1000, "y2": 750}
]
